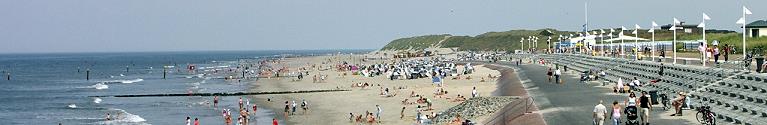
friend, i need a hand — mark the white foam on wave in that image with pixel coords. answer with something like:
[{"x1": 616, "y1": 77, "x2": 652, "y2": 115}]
[
  {"x1": 100, "y1": 108, "x2": 149, "y2": 125},
  {"x1": 67, "y1": 104, "x2": 77, "y2": 108},
  {"x1": 93, "y1": 98, "x2": 102, "y2": 104},
  {"x1": 78, "y1": 82, "x2": 109, "y2": 90},
  {"x1": 91, "y1": 83, "x2": 109, "y2": 90},
  {"x1": 103, "y1": 78, "x2": 144, "y2": 84}
]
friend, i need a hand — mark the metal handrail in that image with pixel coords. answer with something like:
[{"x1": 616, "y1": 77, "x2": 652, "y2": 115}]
[{"x1": 482, "y1": 96, "x2": 536, "y2": 125}]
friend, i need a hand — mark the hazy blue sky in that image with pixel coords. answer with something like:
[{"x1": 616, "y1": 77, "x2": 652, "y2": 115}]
[{"x1": 0, "y1": 0, "x2": 764, "y2": 53}]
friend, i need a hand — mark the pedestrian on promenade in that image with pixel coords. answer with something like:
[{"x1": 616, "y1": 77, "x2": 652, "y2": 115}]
[
  {"x1": 713, "y1": 44, "x2": 720, "y2": 64},
  {"x1": 610, "y1": 101, "x2": 622, "y2": 125},
  {"x1": 555, "y1": 68, "x2": 562, "y2": 84},
  {"x1": 594, "y1": 100, "x2": 607, "y2": 125},
  {"x1": 639, "y1": 91, "x2": 653, "y2": 125},
  {"x1": 547, "y1": 68, "x2": 553, "y2": 82}
]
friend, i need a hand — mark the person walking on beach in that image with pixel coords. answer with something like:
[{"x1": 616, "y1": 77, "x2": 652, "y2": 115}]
[
  {"x1": 376, "y1": 105, "x2": 382, "y2": 122},
  {"x1": 301, "y1": 99, "x2": 309, "y2": 114},
  {"x1": 593, "y1": 100, "x2": 607, "y2": 125},
  {"x1": 214, "y1": 96, "x2": 219, "y2": 107},
  {"x1": 239, "y1": 97, "x2": 244, "y2": 109},
  {"x1": 194, "y1": 118, "x2": 199, "y2": 125},
  {"x1": 609, "y1": 101, "x2": 622, "y2": 125},
  {"x1": 471, "y1": 87, "x2": 477, "y2": 98},
  {"x1": 400, "y1": 107, "x2": 406, "y2": 119},
  {"x1": 291, "y1": 100, "x2": 297, "y2": 115},
  {"x1": 639, "y1": 91, "x2": 653, "y2": 125},
  {"x1": 186, "y1": 116, "x2": 191, "y2": 125},
  {"x1": 273, "y1": 118, "x2": 279, "y2": 125},
  {"x1": 284, "y1": 101, "x2": 290, "y2": 119}
]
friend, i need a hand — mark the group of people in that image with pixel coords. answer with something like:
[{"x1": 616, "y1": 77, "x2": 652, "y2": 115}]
[
  {"x1": 349, "y1": 105, "x2": 383, "y2": 124},
  {"x1": 546, "y1": 67, "x2": 562, "y2": 84},
  {"x1": 614, "y1": 77, "x2": 644, "y2": 93},
  {"x1": 282, "y1": 99, "x2": 310, "y2": 119},
  {"x1": 593, "y1": 91, "x2": 654, "y2": 125},
  {"x1": 698, "y1": 42, "x2": 732, "y2": 64}
]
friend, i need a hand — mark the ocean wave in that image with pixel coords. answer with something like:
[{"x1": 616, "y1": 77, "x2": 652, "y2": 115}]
[
  {"x1": 185, "y1": 74, "x2": 204, "y2": 79},
  {"x1": 99, "y1": 108, "x2": 149, "y2": 125},
  {"x1": 78, "y1": 82, "x2": 109, "y2": 90},
  {"x1": 68, "y1": 104, "x2": 77, "y2": 109},
  {"x1": 103, "y1": 78, "x2": 144, "y2": 84},
  {"x1": 93, "y1": 97, "x2": 102, "y2": 104}
]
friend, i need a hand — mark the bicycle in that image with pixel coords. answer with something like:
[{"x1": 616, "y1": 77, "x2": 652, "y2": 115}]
[{"x1": 696, "y1": 104, "x2": 716, "y2": 125}]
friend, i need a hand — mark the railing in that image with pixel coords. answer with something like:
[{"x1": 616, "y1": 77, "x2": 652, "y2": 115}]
[{"x1": 483, "y1": 96, "x2": 536, "y2": 125}]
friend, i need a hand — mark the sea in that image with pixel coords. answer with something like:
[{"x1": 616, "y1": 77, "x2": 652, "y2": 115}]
[{"x1": 0, "y1": 50, "x2": 370, "y2": 125}]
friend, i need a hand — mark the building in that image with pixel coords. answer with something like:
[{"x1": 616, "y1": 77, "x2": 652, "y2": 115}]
[
  {"x1": 660, "y1": 22, "x2": 700, "y2": 33},
  {"x1": 746, "y1": 20, "x2": 767, "y2": 37}
]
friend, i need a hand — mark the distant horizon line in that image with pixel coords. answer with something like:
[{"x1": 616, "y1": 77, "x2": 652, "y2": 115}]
[{"x1": 0, "y1": 48, "x2": 377, "y2": 55}]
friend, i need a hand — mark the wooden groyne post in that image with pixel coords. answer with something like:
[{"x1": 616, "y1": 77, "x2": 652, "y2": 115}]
[
  {"x1": 4, "y1": 71, "x2": 9, "y2": 81},
  {"x1": 86, "y1": 69, "x2": 90, "y2": 80}
]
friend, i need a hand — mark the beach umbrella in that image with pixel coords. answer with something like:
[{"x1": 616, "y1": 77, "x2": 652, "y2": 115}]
[{"x1": 736, "y1": 6, "x2": 753, "y2": 58}]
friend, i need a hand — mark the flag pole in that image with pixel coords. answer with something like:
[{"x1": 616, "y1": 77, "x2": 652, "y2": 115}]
[
  {"x1": 673, "y1": 20, "x2": 677, "y2": 64},
  {"x1": 743, "y1": 7, "x2": 747, "y2": 59},
  {"x1": 651, "y1": 24, "x2": 656, "y2": 62},
  {"x1": 702, "y1": 14, "x2": 707, "y2": 67},
  {"x1": 635, "y1": 24, "x2": 639, "y2": 60}
]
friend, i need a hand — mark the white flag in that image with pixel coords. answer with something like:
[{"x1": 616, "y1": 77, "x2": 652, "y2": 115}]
[
  {"x1": 621, "y1": 26, "x2": 627, "y2": 30},
  {"x1": 610, "y1": 28, "x2": 615, "y2": 33},
  {"x1": 635, "y1": 24, "x2": 641, "y2": 29},
  {"x1": 648, "y1": 28, "x2": 655, "y2": 33},
  {"x1": 600, "y1": 29, "x2": 605, "y2": 34},
  {"x1": 652, "y1": 21, "x2": 658, "y2": 27},
  {"x1": 520, "y1": 38, "x2": 524, "y2": 43},
  {"x1": 703, "y1": 13, "x2": 711, "y2": 20},
  {"x1": 673, "y1": 18, "x2": 681, "y2": 25},
  {"x1": 736, "y1": 17, "x2": 746, "y2": 24},
  {"x1": 744, "y1": 6, "x2": 752, "y2": 15},
  {"x1": 592, "y1": 31, "x2": 598, "y2": 35},
  {"x1": 697, "y1": 22, "x2": 706, "y2": 28},
  {"x1": 632, "y1": 29, "x2": 638, "y2": 34},
  {"x1": 669, "y1": 25, "x2": 676, "y2": 31}
]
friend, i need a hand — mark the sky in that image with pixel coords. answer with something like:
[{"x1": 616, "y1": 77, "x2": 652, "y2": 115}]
[{"x1": 0, "y1": 0, "x2": 765, "y2": 53}]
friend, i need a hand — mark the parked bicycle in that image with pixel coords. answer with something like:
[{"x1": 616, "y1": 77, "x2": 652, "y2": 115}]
[{"x1": 696, "y1": 103, "x2": 716, "y2": 125}]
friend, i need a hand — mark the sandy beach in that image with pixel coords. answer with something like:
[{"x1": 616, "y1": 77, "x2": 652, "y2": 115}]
[{"x1": 246, "y1": 54, "x2": 502, "y2": 125}]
